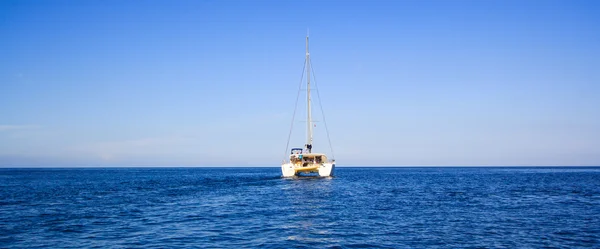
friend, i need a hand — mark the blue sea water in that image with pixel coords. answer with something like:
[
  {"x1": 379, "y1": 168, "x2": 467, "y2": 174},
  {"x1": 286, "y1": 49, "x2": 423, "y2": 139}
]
[{"x1": 0, "y1": 167, "x2": 599, "y2": 248}]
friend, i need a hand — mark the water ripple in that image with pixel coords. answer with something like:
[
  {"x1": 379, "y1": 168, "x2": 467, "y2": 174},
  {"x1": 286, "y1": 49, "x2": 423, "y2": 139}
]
[{"x1": 0, "y1": 167, "x2": 599, "y2": 248}]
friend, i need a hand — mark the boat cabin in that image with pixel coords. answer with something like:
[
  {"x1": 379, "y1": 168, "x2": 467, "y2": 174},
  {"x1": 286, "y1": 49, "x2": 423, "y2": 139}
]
[{"x1": 289, "y1": 148, "x2": 328, "y2": 166}]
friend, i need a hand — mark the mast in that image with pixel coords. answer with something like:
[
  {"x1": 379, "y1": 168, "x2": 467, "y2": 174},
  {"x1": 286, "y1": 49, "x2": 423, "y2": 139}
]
[{"x1": 306, "y1": 34, "x2": 313, "y2": 153}]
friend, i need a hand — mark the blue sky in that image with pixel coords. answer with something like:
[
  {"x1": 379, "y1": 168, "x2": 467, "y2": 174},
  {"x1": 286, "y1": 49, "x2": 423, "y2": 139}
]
[{"x1": 1, "y1": 0, "x2": 599, "y2": 166}]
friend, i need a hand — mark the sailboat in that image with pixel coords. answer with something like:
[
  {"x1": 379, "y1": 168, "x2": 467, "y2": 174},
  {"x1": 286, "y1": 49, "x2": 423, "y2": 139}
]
[{"x1": 281, "y1": 34, "x2": 335, "y2": 177}]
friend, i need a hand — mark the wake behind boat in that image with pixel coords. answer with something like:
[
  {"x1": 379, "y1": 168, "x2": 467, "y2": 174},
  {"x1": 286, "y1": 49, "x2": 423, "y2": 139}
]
[{"x1": 281, "y1": 34, "x2": 335, "y2": 177}]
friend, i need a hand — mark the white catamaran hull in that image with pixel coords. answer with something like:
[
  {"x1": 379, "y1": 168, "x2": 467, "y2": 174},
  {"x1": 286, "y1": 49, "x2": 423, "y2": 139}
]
[
  {"x1": 319, "y1": 162, "x2": 335, "y2": 177},
  {"x1": 281, "y1": 162, "x2": 335, "y2": 177}
]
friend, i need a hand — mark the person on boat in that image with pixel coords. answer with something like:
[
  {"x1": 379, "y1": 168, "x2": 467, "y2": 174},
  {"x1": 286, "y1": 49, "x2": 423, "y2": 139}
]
[{"x1": 305, "y1": 144, "x2": 312, "y2": 153}]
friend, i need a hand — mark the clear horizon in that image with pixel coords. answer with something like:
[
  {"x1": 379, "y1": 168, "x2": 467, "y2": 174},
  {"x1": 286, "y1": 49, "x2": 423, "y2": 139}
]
[
  {"x1": 1, "y1": 166, "x2": 599, "y2": 168},
  {"x1": 1, "y1": 0, "x2": 599, "y2": 167}
]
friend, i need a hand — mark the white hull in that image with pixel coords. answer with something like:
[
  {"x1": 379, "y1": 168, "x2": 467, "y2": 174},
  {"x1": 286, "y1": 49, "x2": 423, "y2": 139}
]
[
  {"x1": 319, "y1": 162, "x2": 335, "y2": 177},
  {"x1": 281, "y1": 162, "x2": 335, "y2": 177},
  {"x1": 281, "y1": 163, "x2": 296, "y2": 177}
]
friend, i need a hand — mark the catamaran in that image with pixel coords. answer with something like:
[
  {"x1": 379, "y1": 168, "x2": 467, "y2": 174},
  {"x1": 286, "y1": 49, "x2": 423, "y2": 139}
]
[{"x1": 281, "y1": 34, "x2": 335, "y2": 177}]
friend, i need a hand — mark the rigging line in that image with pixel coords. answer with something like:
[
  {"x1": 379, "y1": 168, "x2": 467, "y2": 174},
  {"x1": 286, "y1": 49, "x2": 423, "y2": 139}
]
[
  {"x1": 309, "y1": 58, "x2": 335, "y2": 159},
  {"x1": 283, "y1": 58, "x2": 307, "y2": 161}
]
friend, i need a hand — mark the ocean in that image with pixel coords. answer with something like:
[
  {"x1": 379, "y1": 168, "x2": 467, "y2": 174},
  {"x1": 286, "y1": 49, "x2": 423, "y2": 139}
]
[{"x1": 1, "y1": 167, "x2": 599, "y2": 248}]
